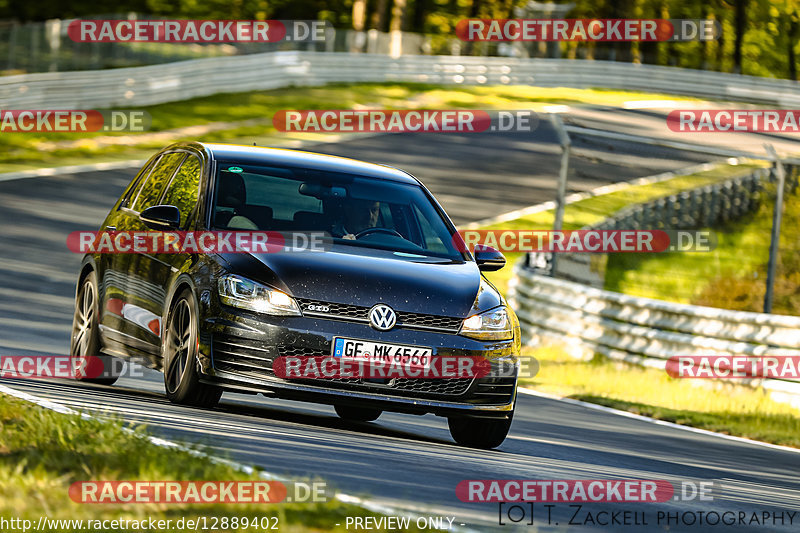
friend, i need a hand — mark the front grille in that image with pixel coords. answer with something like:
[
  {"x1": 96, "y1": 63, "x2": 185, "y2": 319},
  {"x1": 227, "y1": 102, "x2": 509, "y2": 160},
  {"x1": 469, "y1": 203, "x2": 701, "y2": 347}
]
[
  {"x1": 396, "y1": 311, "x2": 463, "y2": 331},
  {"x1": 296, "y1": 298, "x2": 462, "y2": 333},
  {"x1": 212, "y1": 336, "x2": 276, "y2": 379},
  {"x1": 278, "y1": 345, "x2": 328, "y2": 358},
  {"x1": 392, "y1": 378, "x2": 472, "y2": 395},
  {"x1": 467, "y1": 376, "x2": 517, "y2": 404},
  {"x1": 277, "y1": 343, "x2": 473, "y2": 397},
  {"x1": 278, "y1": 344, "x2": 360, "y2": 383},
  {"x1": 213, "y1": 338, "x2": 479, "y2": 399},
  {"x1": 301, "y1": 301, "x2": 367, "y2": 320}
]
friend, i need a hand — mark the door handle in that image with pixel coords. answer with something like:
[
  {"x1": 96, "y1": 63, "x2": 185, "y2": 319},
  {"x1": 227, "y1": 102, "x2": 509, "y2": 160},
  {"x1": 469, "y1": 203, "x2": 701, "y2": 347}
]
[{"x1": 105, "y1": 226, "x2": 117, "y2": 231}]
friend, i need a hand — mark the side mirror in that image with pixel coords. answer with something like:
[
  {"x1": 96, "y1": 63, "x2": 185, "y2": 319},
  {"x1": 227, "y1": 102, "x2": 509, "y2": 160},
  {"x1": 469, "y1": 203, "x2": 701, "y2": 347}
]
[
  {"x1": 474, "y1": 246, "x2": 506, "y2": 272},
  {"x1": 140, "y1": 205, "x2": 181, "y2": 230}
]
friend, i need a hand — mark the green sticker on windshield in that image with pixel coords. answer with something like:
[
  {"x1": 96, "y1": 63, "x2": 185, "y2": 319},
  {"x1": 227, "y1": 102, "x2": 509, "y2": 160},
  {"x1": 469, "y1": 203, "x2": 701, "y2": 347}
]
[
  {"x1": 394, "y1": 252, "x2": 426, "y2": 258},
  {"x1": 227, "y1": 166, "x2": 243, "y2": 173}
]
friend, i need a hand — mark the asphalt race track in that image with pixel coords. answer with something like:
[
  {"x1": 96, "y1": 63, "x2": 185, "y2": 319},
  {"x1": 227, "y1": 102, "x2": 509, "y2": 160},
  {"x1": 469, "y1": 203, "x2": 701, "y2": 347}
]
[
  {"x1": 5, "y1": 376, "x2": 800, "y2": 532},
  {"x1": 2, "y1": 116, "x2": 800, "y2": 531}
]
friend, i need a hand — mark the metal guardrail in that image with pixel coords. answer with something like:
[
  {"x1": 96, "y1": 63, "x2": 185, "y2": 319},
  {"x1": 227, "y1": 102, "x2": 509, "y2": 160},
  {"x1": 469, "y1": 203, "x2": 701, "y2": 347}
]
[
  {"x1": 595, "y1": 169, "x2": 772, "y2": 230},
  {"x1": 0, "y1": 17, "x2": 434, "y2": 74},
  {"x1": 4, "y1": 52, "x2": 800, "y2": 109},
  {"x1": 509, "y1": 162, "x2": 800, "y2": 403},
  {"x1": 508, "y1": 263, "x2": 800, "y2": 401}
]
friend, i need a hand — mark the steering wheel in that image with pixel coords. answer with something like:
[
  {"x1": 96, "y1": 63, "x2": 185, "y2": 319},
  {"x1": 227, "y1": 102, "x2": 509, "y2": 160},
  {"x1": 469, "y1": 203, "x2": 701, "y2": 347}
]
[{"x1": 355, "y1": 227, "x2": 404, "y2": 239}]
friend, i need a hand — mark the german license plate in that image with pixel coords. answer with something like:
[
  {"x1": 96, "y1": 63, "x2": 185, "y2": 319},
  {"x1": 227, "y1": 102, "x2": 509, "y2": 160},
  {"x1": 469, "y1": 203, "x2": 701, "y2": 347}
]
[{"x1": 332, "y1": 337, "x2": 432, "y2": 369}]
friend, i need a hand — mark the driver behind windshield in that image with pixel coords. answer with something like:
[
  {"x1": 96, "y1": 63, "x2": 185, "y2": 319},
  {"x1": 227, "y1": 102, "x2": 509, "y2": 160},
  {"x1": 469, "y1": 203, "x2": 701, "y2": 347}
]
[{"x1": 331, "y1": 199, "x2": 380, "y2": 240}]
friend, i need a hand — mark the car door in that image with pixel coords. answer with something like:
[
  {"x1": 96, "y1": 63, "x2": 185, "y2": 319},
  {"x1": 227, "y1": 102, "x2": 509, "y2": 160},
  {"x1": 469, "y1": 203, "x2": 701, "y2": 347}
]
[
  {"x1": 128, "y1": 152, "x2": 204, "y2": 360},
  {"x1": 104, "y1": 151, "x2": 186, "y2": 362},
  {"x1": 98, "y1": 155, "x2": 160, "y2": 356}
]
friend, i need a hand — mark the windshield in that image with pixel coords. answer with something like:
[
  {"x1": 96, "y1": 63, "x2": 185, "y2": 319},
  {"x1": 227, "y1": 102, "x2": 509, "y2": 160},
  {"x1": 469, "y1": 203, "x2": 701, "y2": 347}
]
[{"x1": 212, "y1": 161, "x2": 465, "y2": 261}]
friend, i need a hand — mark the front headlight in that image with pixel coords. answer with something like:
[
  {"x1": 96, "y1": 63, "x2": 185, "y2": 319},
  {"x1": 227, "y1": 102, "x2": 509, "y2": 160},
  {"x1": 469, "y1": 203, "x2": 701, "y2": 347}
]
[
  {"x1": 217, "y1": 274, "x2": 301, "y2": 316},
  {"x1": 459, "y1": 306, "x2": 514, "y2": 341}
]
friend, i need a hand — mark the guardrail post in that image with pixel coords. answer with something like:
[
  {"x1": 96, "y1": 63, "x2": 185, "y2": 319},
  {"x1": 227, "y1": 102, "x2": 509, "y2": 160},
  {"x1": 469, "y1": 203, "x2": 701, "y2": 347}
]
[
  {"x1": 763, "y1": 144, "x2": 786, "y2": 314},
  {"x1": 548, "y1": 113, "x2": 571, "y2": 277}
]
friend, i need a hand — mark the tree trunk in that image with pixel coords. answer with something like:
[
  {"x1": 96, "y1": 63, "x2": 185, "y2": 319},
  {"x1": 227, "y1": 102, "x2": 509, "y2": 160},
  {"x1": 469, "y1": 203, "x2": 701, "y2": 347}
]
[
  {"x1": 733, "y1": 0, "x2": 746, "y2": 74},
  {"x1": 389, "y1": 0, "x2": 407, "y2": 33},
  {"x1": 464, "y1": 0, "x2": 483, "y2": 55},
  {"x1": 371, "y1": 0, "x2": 390, "y2": 32},
  {"x1": 716, "y1": 7, "x2": 726, "y2": 71},
  {"x1": 411, "y1": 0, "x2": 427, "y2": 33},
  {"x1": 388, "y1": 0, "x2": 407, "y2": 57},
  {"x1": 352, "y1": 0, "x2": 367, "y2": 31},
  {"x1": 350, "y1": 0, "x2": 368, "y2": 52},
  {"x1": 789, "y1": 13, "x2": 798, "y2": 81}
]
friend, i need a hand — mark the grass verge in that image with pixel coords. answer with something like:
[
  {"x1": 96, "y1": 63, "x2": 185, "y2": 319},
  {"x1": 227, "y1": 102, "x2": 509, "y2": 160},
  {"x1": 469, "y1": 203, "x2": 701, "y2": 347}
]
[
  {"x1": 0, "y1": 83, "x2": 706, "y2": 173},
  {"x1": 478, "y1": 161, "x2": 764, "y2": 294},
  {"x1": 521, "y1": 347, "x2": 800, "y2": 448},
  {"x1": 606, "y1": 182, "x2": 800, "y2": 315},
  {"x1": 480, "y1": 159, "x2": 800, "y2": 447},
  {"x1": 0, "y1": 391, "x2": 387, "y2": 532}
]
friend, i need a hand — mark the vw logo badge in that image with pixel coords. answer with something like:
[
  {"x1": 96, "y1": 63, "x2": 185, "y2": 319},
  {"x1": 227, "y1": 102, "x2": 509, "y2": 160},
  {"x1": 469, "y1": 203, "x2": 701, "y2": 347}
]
[{"x1": 369, "y1": 304, "x2": 397, "y2": 331}]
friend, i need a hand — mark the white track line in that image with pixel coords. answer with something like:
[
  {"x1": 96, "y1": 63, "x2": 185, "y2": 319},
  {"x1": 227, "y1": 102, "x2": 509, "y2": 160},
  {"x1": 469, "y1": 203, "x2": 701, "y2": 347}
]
[
  {"x1": 0, "y1": 160, "x2": 145, "y2": 183},
  {"x1": 519, "y1": 387, "x2": 800, "y2": 455},
  {"x1": 0, "y1": 132, "x2": 393, "y2": 184},
  {"x1": 462, "y1": 160, "x2": 724, "y2": 229},
  {"x1": 0, "y1": 381, "x2": 480, "y2": 532}
]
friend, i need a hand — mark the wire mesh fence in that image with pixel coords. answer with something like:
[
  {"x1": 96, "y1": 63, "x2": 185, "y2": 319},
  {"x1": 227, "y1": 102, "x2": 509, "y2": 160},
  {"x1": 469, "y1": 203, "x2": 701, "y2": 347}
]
[
  {"x1": 0, "y1": 15, "x2": 442, "y2": 75},
  {"x1": 547, "y1": 163, "x2": 800, "y2": 315}
]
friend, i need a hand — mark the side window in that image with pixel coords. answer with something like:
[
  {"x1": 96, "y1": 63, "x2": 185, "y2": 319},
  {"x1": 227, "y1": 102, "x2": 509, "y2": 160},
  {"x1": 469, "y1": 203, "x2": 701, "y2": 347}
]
[
  {"x1": 131, "y1": 152, "x2": 185, "y2": 212},
  {"x1": 413, "y1": 205, "x2": 448, "y2": 253},
  {"x1": 120, "y1": 157, "x2": 158, "y2": 209},
  {"x1": 162, "y1": 155, "x2": 202, "y2": 229},
  {"x1": 378, "y1": 203, "x2": 393, "y2": 228}
]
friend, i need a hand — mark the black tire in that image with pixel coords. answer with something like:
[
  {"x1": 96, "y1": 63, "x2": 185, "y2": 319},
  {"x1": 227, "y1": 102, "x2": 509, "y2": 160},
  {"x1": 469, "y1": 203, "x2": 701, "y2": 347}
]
[
  {"x1": 163, "y1": 289, "x2": 222, "y2": 408},
  {"x1": 448, "y1": 413, "x2": 513, "y2": 449},
  {"x1": 334, "y1": 404, "x2": 382, "y2": 422},
  {"x1": 70, "y1": 271, "x2": 120, "y2": 386}
]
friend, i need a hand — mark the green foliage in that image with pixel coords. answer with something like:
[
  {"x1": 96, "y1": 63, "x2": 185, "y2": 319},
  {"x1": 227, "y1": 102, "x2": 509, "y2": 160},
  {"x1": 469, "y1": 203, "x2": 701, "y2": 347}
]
[
  {"x1": 691, "y1": 184, "x2": 800, "y2": 314},
  {"x1": 523, "y1": 346, "x2": 800, "y2": 447},
  {"x1": 606, "y1": 179, "x2": 800, "y2": 316},
  {"x1": 0, "y1": 393, "x2": 380, "y2": 531},
  {"x1": 3, "y1": 0, "x2": 800, "y2": 79},
  {"x1": 0, "y1": 83, "x2": 704, "y2": 172},
  {"x1": 479, "y1": 163, "x2": 761, "y2": 295}
]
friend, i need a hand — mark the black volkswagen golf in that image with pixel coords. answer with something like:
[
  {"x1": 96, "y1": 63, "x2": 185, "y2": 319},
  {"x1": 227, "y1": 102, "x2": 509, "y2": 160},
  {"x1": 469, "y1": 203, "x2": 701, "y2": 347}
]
[{"x1": 71, "y1": 142, "x2": 520, "y2": 448}]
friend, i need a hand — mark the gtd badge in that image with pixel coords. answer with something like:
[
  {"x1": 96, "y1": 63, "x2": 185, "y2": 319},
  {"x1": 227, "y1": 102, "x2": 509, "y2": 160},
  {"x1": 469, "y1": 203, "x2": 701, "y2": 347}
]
[
  {"x1": 369, "y1": 304, "x2": 396, "y2": 331},
  {"x1": 306, "y1": 304, "x2": 330, "y2": 313}
]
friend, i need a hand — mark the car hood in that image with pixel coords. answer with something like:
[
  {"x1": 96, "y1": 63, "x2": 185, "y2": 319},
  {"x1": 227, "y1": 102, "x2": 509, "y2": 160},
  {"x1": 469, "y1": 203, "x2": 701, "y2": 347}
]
[{"x1": 220, "y1": 249, "x2": 488, "y2": 317}]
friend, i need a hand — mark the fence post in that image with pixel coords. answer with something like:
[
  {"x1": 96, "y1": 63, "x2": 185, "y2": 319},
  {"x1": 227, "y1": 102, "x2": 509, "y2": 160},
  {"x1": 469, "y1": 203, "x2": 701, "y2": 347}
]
[
  {"x1": 548, "y1": 113, "x2": 571, "y2": 276},
  {"x1": 763, "y1": 144, "x2": 786, "y2": 314},
  {"x1": 46, "y1": 18, "x2": 61, "y2": 72},
  {"x1": 6, "y1": 22, "x2": 18, "y2": 71}
]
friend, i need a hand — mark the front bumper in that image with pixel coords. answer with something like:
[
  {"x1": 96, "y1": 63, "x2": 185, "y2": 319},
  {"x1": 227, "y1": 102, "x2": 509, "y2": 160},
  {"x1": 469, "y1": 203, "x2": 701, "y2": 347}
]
[{"x1": 196, "y1": 305, "x2": 519, "y2": 418}]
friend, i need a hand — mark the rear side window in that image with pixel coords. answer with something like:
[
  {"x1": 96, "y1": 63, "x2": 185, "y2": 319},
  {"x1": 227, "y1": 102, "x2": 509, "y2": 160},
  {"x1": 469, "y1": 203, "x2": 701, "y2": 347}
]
[
  {"x1": 414, "y1": 205, "x2": 448, "y2": 254},
  {"x1": 162, "y1": 155, "x2": 202, "y2": 229},
  {"x1": 120, "y1": 158, "x2": 158, "y2": 209},
  {"x1": 131, "y1": 152, "x2": 185, "y2": 212}
]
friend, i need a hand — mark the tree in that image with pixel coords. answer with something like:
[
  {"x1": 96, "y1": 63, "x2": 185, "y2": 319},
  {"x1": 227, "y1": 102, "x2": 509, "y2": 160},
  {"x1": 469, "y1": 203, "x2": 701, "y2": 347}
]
[{"x1": 733, "y1": 0, "x2": 747, "y2": 73}]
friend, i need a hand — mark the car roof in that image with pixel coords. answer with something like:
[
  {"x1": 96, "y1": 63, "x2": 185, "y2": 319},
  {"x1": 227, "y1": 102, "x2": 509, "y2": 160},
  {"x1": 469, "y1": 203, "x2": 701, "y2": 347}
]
[{"x1": 171, "y1": 142, "x2": 421, "y2": 186}]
